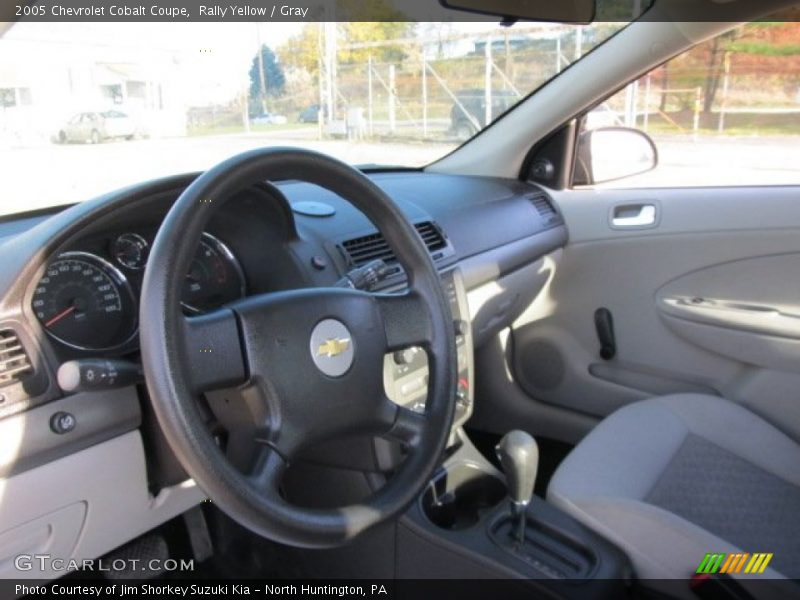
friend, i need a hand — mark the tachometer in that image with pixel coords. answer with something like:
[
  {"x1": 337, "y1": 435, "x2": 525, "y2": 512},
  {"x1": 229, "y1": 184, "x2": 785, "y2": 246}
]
[
  {"x1": 32, "y1": 252, "x2": 137, "y2": 351},
  {"x1": 182, "y1": 233, "x2": 245, "y2": 313}
]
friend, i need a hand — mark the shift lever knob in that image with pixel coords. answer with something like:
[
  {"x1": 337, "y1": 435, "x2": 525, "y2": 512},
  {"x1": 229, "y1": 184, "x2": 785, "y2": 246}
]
[
  {"x1": 496, "y1": 430, "x2": 539, "y2": 506},
  {"x1": 495, "y1": 430, "x2": 539, "y2": 542}
]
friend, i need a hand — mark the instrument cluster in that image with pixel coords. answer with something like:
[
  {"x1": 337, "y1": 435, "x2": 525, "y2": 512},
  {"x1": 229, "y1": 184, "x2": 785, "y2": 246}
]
[{"x1": 32, "y1": 231, "x2": 245, "y2": 352}]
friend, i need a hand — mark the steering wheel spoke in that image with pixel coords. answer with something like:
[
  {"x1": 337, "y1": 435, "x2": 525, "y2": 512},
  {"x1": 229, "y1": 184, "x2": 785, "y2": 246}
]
[
  {"x1": 376, "y1": 290, "x2": 433, "y2": 351},
  {"x1": 182, "y1": 309, "x2": 247, "y2": 393},
  {"x1": 247, "y1": 443, "x2": 289, "y2": 498},
  {"x1": 376, "y1": 394, "x2": 426, "y2": 447}
]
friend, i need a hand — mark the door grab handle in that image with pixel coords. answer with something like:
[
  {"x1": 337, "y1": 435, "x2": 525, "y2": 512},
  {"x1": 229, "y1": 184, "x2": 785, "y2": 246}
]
[{"x1": 610, "y1": 203, "x2": 657, "y2": 229}]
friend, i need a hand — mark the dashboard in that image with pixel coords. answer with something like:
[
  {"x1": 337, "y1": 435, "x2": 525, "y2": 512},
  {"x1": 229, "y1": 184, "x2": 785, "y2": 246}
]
[
  {"x1": 0, "y1": 167, "x2": 566, "y2": 580},
  {"x1": 5, "y1": 172, "x2": 566, "y2": 369},
  {"x1": 0, "y1": 170, "x2": 569, "y2": 416},
  {"x1": 0, "y1": 167, "x2": 569, "y2": 477},
  {"x1": 0, "y1": 170, "x2": 568, "y2": 421},
  {"x1": 0, "y1": 169, "x2": 564, "y2": 435}
]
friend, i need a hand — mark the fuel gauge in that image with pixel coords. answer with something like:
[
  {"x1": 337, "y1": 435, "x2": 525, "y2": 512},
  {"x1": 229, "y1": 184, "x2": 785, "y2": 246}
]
[{"x1": 112, "y1": 233, "x2": 149, "y2": 270}]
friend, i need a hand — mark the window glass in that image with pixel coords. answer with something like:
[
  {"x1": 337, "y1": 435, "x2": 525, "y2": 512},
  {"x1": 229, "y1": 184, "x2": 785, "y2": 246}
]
[
  {"x1": 579, "y1": 23, "x2": 800, "y2": 188},
  {"x1": 0, "y1": 19, "x2": 634, "y2": 216}
]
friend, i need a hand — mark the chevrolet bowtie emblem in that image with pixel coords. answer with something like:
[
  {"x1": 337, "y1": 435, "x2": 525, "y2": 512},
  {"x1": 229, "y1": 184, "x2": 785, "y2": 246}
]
[{"x1": 317, "y1": 338, "x2": 351, "y2": 358}]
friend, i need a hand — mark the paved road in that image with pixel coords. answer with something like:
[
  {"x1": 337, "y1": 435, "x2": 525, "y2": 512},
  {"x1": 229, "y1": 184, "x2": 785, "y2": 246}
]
[
  {"x1": 608, "y1": 134, "x2": 800, "y2": 189},
  {"x1": 1, "y1": 128, "x2": 798, "y2": 216},
  {"x1": 1, "y1": 128, "x2": 453, "y2": 214}
]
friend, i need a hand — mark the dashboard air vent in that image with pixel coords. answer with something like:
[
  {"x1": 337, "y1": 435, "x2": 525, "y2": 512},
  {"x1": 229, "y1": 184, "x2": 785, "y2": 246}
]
[
  {"x1": 0, "y1": 328, "x2": 33, "y2": 387},
  {"x1": 341, "y1": 221, "x2": 447, "y2": 267},
  {"x1": 530, "y1": 193, "x2": 555, "y2": 217},
  {"x1": 528, "y1": 192, "x2": 561, "y2": 226}
]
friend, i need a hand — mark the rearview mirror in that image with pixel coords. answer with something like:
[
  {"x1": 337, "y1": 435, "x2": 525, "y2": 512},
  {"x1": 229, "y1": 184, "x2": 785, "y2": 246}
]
[
  {"x1": 439, "y1": 0, "x2": 595, "y2": 23},
  {"x1": 574, "y1": 127, "x2": 658, "y2": 186}
]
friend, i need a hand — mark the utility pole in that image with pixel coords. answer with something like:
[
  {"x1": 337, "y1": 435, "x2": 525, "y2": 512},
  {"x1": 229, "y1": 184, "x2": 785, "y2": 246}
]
[
  {"x1": 324, "y1": 21, "x2": 336, "y2": 125},
  {"x1": 388, "y1": 64, "x2": 396, "y2": 133},
  {"x1": 317, "y1": 23, "x2": 325, "y2": 138},
  {"x1": 242, "y1": 87, "x2": 250, "y2": 133},
  {"x1": 367, "y1": 54, "x2": 374, "y2": 136},
  {"x1": 555, "y1": 35, "x2": 561, "y2": 73},
  {"x1": 421, "y1": 43, "x2": 428, "y2": 138},
  {"x1": 484, "y1": 36, "x2": 492, "y2": 128},
  {"x1": 718, "y1": 51, "x2": 731, "y2": 133},
  {"x1": 624, "y1": 81, "x2": 638, "y2": 127},
  {"x1": 255, "y1": 23, "x2": 267, "y2": 114},
  {"x1": 504, "y1": 30, "x2": 511, "y2": 82}
]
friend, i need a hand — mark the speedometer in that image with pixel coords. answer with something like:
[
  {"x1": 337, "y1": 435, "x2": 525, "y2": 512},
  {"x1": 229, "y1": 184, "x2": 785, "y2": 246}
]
[{"x1": 32, "y1": 252, "x2": 137, "y2": 351}]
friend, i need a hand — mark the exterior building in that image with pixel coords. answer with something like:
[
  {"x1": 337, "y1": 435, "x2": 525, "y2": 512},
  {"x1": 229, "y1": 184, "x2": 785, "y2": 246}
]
[{"x1": 0, "y1": 24, "x2": 188, "y2": 146}]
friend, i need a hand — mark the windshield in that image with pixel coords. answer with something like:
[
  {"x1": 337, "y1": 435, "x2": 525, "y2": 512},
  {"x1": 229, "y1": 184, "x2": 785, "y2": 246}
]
[{"x1": 0, "y1": 20, "x2": 627, "y2": 216}]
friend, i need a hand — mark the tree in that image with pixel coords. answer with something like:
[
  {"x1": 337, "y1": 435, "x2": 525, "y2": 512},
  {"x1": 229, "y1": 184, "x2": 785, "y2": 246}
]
[
  {"x1": 336, "y1": 0, "x2": 416, "y2": 61},
  {"x1": 702, "y1": 34, "x2": 728, "y2": 115},
  {"x1": 702, "y1": 23, "x2": 800, "y2": 115},
  {"x1": 248, "y1": 45, "x2": 286, "y2": 109},
  {"x1": 277, "y1": 21, "x2": 416, "y2": 75},
  {"x1": 276, "y1": 25, "x2": 321, "y2": 75},
  {"x1": 338, "y1": 22, "x2": 415, "y2": 65}
]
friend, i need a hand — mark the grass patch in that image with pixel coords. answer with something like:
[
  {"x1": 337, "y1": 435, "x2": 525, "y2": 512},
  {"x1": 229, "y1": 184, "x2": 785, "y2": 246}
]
[
  {"x1": 188, "y1": 123, "x2": 314, "y2": 137},
  {"x1": 641, "y1": 109, "x2": 800, "y2": 137}
]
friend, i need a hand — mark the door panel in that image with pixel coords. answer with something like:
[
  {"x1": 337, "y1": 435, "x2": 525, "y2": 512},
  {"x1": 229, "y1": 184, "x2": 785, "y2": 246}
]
[{"x1": 508, "y1": 186, "x2": 800, "y2": 443}]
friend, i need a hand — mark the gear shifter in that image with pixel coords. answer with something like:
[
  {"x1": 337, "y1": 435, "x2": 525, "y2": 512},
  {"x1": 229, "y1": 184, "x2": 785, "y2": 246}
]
[{"x1": 495, "y1": 430, "x2": 539, "y2": 544}]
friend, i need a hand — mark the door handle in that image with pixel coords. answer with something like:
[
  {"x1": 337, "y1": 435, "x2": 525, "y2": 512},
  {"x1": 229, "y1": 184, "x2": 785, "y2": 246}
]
[{"x1": 610, "y1": 203, "x2": 658, "y2": 229}]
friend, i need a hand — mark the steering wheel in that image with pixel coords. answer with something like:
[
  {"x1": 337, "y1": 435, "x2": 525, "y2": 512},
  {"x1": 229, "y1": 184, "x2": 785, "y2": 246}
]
[{"x1": 140, "y1": 148, "x2": 456, "y2": 548}]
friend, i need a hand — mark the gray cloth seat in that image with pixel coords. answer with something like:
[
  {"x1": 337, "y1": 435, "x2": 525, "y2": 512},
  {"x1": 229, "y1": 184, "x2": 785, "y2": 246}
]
[{"x1": 547, "y1": 394, "x2": 800, "y2": 582}]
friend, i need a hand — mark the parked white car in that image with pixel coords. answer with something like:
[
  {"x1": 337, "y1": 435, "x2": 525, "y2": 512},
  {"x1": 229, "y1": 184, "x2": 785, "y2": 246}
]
[{"x1": 55, "y1": 110, "x2": 136, "y2": 144}]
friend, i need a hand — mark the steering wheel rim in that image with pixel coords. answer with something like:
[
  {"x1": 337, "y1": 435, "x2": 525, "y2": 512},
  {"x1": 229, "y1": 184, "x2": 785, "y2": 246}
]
[{"x1": 140, "y1": 147, "x2": 457, "y2": 548}]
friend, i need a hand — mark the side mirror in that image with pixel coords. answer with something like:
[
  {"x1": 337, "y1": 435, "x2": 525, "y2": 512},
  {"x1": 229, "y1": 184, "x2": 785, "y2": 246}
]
[{"x1": 574, "y1": 127, "x2": 658, "y2": 186}]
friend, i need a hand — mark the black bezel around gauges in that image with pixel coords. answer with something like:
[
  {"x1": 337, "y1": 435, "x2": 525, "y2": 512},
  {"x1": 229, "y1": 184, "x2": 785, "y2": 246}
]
[
  {"x1": 181, "y1": 232, "x2": 246, "y2": 314},
  {"x1": 31, "y1": 251, "x2": 138, "y2": 352}
]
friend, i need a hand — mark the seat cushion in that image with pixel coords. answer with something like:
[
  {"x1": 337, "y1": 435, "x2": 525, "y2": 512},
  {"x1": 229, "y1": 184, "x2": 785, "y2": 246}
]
[{"x1": 547, "y1": 394, "x2": 800, "y2": 581}]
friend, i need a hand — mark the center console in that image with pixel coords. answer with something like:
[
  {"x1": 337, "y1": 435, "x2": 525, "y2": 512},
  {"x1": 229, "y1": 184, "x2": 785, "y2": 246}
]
[
  {"x1": 380, "y1": 268, "x2": 631, "y2": 595},
  {"x1": 383, "y1": 268, "x2": 473, "y2": 436},
  {"x1": 397, "y1": 433, "x2": 632, "y2": 596}
]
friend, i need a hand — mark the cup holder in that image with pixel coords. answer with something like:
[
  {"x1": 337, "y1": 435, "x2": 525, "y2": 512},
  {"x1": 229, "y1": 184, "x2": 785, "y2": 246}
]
[{"x1": 421, "y1": 462, "x2": 506, "y2": 531}]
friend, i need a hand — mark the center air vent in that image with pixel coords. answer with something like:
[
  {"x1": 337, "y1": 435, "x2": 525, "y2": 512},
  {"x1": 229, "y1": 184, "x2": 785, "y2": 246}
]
[
  {"x1": 0, "y1": 328, "x2": 33, "y2": 387},
  {"x1": 528, "y1": 192, "x2": 561, "y2": 226},
  {"x1": 340, "y1": 221, "x2": 448, "y2": 267}
]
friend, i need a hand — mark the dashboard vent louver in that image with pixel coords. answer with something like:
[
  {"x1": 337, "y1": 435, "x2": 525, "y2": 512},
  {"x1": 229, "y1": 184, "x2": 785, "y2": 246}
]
[
  {"x1": 0, "y1": 328, "x2": 33, "y2": 387},
  {"x1": 530, "y1": 193, "x2": 555, "y2": 217},
  {"x1": 528, "y1": 192, "x2": 561, "y2": 226},
  {"x1": 341, "y1": 221, "x2": 447, "y2": 267}
]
